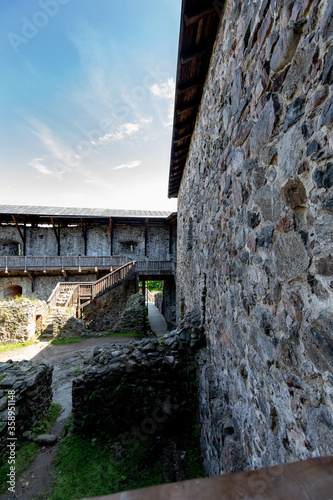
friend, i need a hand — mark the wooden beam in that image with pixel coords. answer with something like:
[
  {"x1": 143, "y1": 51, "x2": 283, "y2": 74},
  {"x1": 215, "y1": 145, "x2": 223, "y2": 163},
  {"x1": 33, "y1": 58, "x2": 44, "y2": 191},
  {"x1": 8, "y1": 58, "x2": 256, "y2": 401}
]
[
  {"x1": 50, "y1": 218, "x2": 61, "y2": 256},
  {"x1": 180, "y1": 46, "x2": 211, "y2": 64},
  {"x1": 109, "y1": 218, "x2": 113, "y2": 256},
  {"x1": 178, "y1": 79, "x2": 203, "y2": 94},
  {"x1": 173, "y1": 120, "x2": 196, "y2": 134},
  {"x1": 12, "y1": 215, "x2": 26, "y2": 256},
  {"x1": 184, "y1": 6, "x2": 216, "y2": 25},
  {"x1": 173, "y1": 133, "x2": 192, "y2": 144},
  {"x1": 81, "y1": 218, "x2": 88, "y2": 256},
  {"x1": 145, "y1": 219, "x2": 149, "y2": 257},
  {"x1": 176, "y1": 100, "x2": 201, "y2": 115}
]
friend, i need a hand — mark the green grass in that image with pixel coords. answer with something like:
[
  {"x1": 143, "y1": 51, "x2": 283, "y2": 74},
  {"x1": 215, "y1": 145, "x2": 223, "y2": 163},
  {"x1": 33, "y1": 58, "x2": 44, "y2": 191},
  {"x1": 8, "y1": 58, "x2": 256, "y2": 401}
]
[
  {"x1": 49, "y1": 434, "x2": 162, "y2": 500},
  {"x1": 0, "y1": 339, "x2": 38, "y2": 353},
  {"x1": 0, "y1": 402, "x2": 62, "y2": 495},
  {"x1": 51, "y1": 338, "x2": 83, "y2": 346}
]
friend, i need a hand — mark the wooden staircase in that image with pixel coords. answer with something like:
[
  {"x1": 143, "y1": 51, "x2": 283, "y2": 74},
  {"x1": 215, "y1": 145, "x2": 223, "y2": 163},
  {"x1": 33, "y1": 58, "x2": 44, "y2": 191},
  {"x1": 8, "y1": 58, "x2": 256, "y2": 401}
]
[{"x1": 47, "y1": 261, "x2": 136, "y2": 317}]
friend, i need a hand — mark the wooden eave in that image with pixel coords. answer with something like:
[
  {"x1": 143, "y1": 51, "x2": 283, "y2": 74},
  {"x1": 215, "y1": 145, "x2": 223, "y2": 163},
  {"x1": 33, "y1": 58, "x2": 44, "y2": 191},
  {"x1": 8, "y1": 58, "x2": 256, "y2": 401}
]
[{"x1": 168, "y1": 0, "x2": 221, "y2": 198}]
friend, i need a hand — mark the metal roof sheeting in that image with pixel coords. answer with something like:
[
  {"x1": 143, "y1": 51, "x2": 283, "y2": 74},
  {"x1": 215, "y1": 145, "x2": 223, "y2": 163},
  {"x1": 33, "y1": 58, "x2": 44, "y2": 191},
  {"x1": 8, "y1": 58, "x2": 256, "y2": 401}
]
[{"x1": 0, "y1": 205, "x2": 173, "y2": 219}]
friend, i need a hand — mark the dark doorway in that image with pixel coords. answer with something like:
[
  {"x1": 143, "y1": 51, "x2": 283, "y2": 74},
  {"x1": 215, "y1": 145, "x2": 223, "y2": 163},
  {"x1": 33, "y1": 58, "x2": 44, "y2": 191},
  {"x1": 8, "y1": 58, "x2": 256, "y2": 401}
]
[{"x1": 4, "y1": 285, "x2": 23, "y2": 299}]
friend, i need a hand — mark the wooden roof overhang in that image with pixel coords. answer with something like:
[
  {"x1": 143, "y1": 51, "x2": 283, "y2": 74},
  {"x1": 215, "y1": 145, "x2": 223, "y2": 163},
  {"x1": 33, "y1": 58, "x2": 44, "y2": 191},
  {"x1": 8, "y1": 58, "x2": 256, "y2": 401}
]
[
  {"x1": 0, "y1": 206, "x2": 176, "y2": 227},
  {"x1": 168, "y1": 0, "x2": 221, "y2": 198}
]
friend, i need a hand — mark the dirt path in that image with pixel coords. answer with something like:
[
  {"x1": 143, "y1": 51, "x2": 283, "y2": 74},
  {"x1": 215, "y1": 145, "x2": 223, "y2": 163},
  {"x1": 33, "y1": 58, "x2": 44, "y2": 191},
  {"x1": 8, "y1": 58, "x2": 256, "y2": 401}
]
[{"x1": 0, "y1": 336, "x2": 136, "y2": 500}]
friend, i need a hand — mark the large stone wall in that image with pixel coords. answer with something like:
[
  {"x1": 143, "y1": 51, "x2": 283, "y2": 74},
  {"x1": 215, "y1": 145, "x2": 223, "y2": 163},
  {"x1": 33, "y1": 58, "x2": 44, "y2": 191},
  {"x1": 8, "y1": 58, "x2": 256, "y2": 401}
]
[
  {"x1": 0, "y1": 274, "x2": 98, "y2": 302},
  {"x1": 177, "y1": 0, "x2": 333, "y2": 476},
  {"x1": 83, "y1": 280, "x2": 137, "y2": 332},
  {"x1": 0, "y1": 221, "x2": 174, "y2": 261},
  {"x1": 0, "y1": 360, "x2": 53, "y2": 456},
  {"x1": 0, "y1": 298, "x2": 49, "y2": 344}
]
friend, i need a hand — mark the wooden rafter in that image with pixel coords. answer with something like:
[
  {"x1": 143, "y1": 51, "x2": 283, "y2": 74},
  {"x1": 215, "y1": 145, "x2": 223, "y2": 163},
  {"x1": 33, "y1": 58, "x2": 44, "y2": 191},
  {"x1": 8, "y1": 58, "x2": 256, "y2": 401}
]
[
  {"x1": 184, "y1": 6, "x2": 216, "y2": 25},
  {"x1": 50, "y1": 217, "x2": 61, "y2": 256},
  {"x1": 109, "y1": 218, "x2": 113, "y2": 256},
  {"x1": 12, "y1": 215, "x2": 26, "y2": 256},
  {"x1": 180, "y1": 46, "x2": 211, "y2": 64},
  {"x1": 81, "y1": 218, "x2": 88, "y2": 256},
  {"x1": 145, "y1": 219, "x2": 149, "y2": 257}
]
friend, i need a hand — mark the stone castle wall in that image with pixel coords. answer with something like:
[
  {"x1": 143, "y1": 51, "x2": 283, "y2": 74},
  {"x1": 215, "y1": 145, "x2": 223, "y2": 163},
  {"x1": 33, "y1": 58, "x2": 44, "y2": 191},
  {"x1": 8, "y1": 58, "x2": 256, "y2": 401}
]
[
  {"x1": 177, "y1": 0, "x2": 333, "y2": 475},
  {"x1": 0, "y1": 299, "x2": 49, "y2": 344},
  {"x1": 0, "y1": 221, "x2": 174, "y2": 261},
  {"x1": 0, "y1": 273, "x2": 98, "y2": 302},
  {"x1": 0, "y1": 360, "x2": 53, "y2": 456}
]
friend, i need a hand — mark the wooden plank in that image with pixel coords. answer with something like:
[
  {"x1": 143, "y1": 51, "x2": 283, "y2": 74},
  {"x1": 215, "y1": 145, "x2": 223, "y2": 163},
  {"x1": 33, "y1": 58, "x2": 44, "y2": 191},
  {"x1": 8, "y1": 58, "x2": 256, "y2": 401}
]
[
  {"x1": 145, "y1": 219, "x2": 149, "y2": 257},
  {"x1": 11, "y1": 215, "x2": 26, "y2": 255},
  {"x1": 184, "y1": 5, "x2": 216, "y2": 26},
  {"x1": 180, "y1": 46, "x2": 211, "y2": 64},
  {"x1": 109, "y1": 218, "x2": 113, "y2": 256},
  {"x1": 81, "y1": 457, "x2": 333, "y2": 500},
  {"x1": 50, "y1": 218, "x2": 61, "y2": 256}
]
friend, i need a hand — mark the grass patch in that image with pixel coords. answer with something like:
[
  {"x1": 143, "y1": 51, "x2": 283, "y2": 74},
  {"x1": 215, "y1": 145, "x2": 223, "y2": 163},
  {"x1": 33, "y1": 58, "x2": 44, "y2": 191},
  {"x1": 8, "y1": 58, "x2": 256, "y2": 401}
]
[
  {"x1": 0, "y1": 402, "x2": 62, "y2": 495},
  {"x1": 51, "y1": 338, "x2": 83, "y2": 345},
  {"x1": 49, "y1": 434, "x2": 162, "y2": 500},
  {"x1": 0, "y1": 339, "x2": 38, "y2": 353}
]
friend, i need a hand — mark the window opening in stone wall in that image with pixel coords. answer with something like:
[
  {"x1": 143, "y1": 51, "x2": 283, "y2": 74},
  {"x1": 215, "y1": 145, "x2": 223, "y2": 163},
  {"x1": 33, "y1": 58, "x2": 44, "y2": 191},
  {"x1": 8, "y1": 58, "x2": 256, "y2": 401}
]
[
  {"x1": 35, "y1": 314, "x2": 43, "y2": 335},
  {"x1": 4, "y1": 285, "x2": 23, "y2": 299},
  {"x1": 0, "y1": 240, "x2": 20, "y2": 256},
  {"x1": 187, "y1": 218, "x2": 193, "y2": 251}
]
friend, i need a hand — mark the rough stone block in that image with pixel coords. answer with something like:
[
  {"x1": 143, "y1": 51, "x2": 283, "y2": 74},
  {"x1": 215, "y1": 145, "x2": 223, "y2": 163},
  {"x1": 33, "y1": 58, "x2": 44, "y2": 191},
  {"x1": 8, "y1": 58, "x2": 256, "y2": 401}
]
[
  {"x1": 270, "y1": 24, "x2": 303, "y2": 73},
  {"x1": 283, "y1": 178, "x2": 307, "y2": 208},
  {"x1": 250, "y1": 95, "x2": 280, "y2": 157},
  {"x1": 273, "y1": 232, "x2": 309, "y2": 281}
]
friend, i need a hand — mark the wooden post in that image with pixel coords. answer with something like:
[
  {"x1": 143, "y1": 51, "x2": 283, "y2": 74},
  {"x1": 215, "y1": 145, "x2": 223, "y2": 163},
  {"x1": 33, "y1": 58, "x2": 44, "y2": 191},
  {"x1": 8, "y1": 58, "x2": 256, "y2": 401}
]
[
  {"x1": 12, "y1": 215, "x2": 26, "y2": 256},
  {"x1": 51, "y1": 218, "x2": 61, "y2": 256},
  {"x1": 81, "y1": 218, "x2": 88, "y2": 256},
  {"x1": 145, "y1": 219, "x2": 149, "y2": 257},
  {"x1": 109, "y1": 218, "x2": 113, "y2": 256}
]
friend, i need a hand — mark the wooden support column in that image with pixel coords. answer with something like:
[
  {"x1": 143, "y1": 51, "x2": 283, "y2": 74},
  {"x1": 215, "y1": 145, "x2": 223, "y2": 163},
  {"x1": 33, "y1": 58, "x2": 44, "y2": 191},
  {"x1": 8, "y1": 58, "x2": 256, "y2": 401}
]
[
  {"x1": 51, "y1": 218, "x2": 61, "y2": 256},
  {"x1": 169, "y1": 222, "x2": 174, "y2": 256},
  {"x1": 145, "y1": 219, "x2": 149, "y2": 257},
  {"x1": 142, "y1": 279, "x2": 147, "y2": 335},
  {"x1": 109, "y1": 218, "x2": 113, "y2": 256},
  {"x1": 27, "y1": 271, "x2": 35, "y2": 293},
  {"x1": 12, "y1": 215, "x2": 26, "y2": 256},
  {"x1": 81, "y1": 218, "x2": 88, "y2": 256}
]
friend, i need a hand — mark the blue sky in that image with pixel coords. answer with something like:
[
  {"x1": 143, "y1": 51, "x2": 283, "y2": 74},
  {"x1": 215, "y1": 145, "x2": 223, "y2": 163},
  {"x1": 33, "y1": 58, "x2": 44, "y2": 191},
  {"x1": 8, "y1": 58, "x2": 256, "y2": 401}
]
[{"x1": 0, "y1": 0, "x2": 181, "y2": 211}]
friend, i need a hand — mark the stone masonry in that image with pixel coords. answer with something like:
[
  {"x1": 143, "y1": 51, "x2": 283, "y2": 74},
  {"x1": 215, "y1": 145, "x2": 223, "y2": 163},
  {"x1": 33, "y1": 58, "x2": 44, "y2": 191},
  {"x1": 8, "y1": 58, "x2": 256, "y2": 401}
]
[
  {"x1": 0, "y1": 298, "x2": 49, "y2": 344},
  {"x1": 176, "y1": 0, "x2": 333, "y2": 476},
  {"x1": 0, "y1": 360, "x2": 53, "y2": 457}
]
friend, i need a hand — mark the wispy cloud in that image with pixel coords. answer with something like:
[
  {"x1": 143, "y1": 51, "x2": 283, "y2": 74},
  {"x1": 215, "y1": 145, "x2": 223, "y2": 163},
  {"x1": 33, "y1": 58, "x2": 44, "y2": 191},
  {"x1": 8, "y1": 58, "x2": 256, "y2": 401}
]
[
  {"x1": 113, "y1": 160, "x2": 142, "y2": 171},
  {"x1": 150, "y1": 77, "x2": 175, "y2": 127},
  {"x1": 150, "y1": 77, "x2": 175, "y2": 99}
]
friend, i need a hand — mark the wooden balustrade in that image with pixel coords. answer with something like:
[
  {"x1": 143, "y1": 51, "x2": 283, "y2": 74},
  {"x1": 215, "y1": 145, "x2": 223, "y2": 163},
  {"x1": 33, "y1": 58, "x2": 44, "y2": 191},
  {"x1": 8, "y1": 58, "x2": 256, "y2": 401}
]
[
  {"x1": 0, "y1": 255, "x2": 132, "y2": 272},
  {"x1": 46, "y1": 260, "x2": 176, "y2": 316}
]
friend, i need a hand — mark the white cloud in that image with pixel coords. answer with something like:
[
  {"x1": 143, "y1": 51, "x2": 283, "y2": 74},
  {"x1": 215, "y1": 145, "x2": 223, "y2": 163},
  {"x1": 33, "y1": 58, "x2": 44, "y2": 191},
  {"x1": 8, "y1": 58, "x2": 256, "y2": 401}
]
[
  {"x1": 150, "y1": 78, "x2": 175, "y2": 99},
  {"x1": 113, "y1": 160, "x2": 142, "y2": 171}
]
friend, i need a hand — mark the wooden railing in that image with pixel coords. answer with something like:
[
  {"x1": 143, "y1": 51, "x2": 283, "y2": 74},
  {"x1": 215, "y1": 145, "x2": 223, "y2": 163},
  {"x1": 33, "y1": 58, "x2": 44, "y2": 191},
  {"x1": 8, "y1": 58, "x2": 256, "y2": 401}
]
[
  {"x1": 47, "y1": 261, "x2": 176, "y2": 315},
  {"x1": 134, "y1": 261, "x2": 177, "y2": 274},
  {"x1": 47, "y1": 283, "x2": 80, "y2": 309},
  {"x1": 92, "y1": 261, "x2": 135, "y2": 299},
  {"x1": 0, "y1": 255, "x2": 132, "y2": 272}
]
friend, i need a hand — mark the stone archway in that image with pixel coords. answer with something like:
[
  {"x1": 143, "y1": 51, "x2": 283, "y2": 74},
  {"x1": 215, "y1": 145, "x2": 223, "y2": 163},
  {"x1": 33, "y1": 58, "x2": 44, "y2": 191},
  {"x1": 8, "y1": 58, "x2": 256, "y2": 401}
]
[{"x1": 4, "y1": 285, "x2": 23, "y2": 299}]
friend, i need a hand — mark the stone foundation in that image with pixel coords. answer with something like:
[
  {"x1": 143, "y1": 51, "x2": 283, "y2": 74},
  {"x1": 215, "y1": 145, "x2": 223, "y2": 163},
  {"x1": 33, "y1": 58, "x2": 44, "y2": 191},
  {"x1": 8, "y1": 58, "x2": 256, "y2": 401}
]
[
  {"x1": 72, "y1": 311, "x2": 204, "y2": 437},
  {"x1": 0, "y1": 360, "x2": 53, "y2": 456},
  {"x1": 176, "y1": 0, "x2": 333, "y2": 475},
  {"x1": 0, "y1": 298, "x2": 48, "y2": 344},
  {"x1": 83, "y1": 280, "x2": 137, "y2": 332}
]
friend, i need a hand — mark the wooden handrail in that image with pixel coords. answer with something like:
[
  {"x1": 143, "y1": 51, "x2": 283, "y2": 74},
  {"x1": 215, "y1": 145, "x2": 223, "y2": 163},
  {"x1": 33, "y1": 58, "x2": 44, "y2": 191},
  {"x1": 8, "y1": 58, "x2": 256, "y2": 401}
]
[
  {"x1": 47, "y1": 260, "x2": 177, "y2": 315},
  {"x1": 0, "y1": 255, "x2": 132, "y2": 272}
]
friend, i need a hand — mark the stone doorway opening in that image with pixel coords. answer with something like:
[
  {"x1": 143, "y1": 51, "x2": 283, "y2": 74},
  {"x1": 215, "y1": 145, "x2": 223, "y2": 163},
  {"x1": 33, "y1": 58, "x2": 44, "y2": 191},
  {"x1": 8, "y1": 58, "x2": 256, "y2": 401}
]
[{"x1": 4, "y1": 285, "x2": 23, "y2": 299}]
